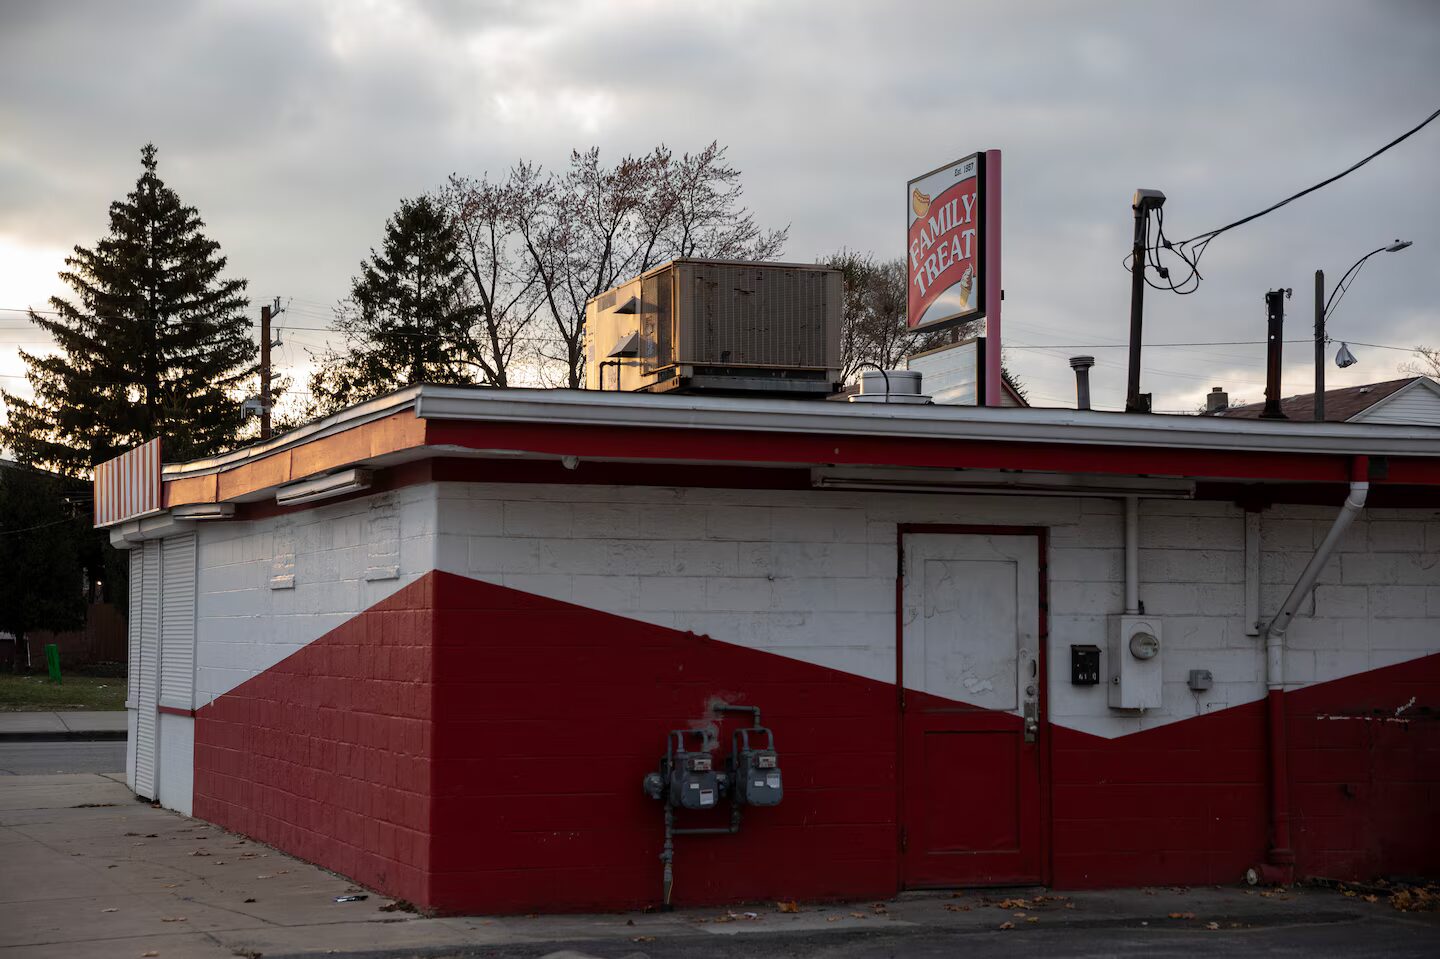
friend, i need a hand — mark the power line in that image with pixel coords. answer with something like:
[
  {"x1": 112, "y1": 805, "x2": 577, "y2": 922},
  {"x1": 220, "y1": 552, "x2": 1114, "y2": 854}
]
[
  {"x1": 1135, "y1": 104, "x2": 1440, "y2": 293},
  {"x1": 0, "y1": 517, "x2": 76, "y2": 537},
  {"x1": 0, "y1": 306, "x2": 575, "y2": 343}
]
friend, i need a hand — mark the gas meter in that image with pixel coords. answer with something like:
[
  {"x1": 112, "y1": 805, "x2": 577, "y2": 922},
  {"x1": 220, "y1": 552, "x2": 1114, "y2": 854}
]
[
  {"x1": 728, "y1": 726, "x2": 783, "y2": 807},
  {"x1": 664, "y1": 730, "x2": 719, "y2": 810}
]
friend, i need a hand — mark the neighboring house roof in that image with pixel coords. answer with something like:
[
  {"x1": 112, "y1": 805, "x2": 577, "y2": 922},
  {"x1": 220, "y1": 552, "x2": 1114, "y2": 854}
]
[{"x1": 1220, "y1": 376, "x2": 1440, "y2": 425}]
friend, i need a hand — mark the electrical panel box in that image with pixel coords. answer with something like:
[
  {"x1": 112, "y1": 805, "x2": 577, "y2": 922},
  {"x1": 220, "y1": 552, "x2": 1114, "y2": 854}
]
[
  {"x1": 1109, "y1": 616, "x2": 1163, "y2": 710},
  {"x1": 1070, "y1": 644, "x2": 1101, "y2": 685},
  {"x1": 729, "y1": 727, "x2": 783, "y2": 807}
]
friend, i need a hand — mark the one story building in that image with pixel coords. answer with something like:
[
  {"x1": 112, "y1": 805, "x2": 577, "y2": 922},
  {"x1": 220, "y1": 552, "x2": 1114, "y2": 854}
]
[{"x1": 100, "y1": 385, "x2": 1440, "y2": 913}]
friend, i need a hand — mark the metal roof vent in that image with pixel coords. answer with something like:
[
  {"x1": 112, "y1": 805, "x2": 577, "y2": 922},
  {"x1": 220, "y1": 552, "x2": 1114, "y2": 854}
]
[{"x1": 609, "y1": 331, "x2": 640, "y2": 357}]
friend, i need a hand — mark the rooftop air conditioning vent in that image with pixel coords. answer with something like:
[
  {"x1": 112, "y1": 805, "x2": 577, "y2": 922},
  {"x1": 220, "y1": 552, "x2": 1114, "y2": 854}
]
[{"x1": 585, "y1": 259, "x2": 842, "y2": 396}]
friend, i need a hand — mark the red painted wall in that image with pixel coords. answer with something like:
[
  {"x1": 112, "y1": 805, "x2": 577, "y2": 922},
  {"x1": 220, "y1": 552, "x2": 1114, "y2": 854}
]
[
  {"x1": 1049, "y1": 653, "x2": 1440, "y2": 889},
  {"x1": 1287, "y1": 652, "x2": 1440, "y2": 880},
  {"x1": 191, "y1": 570, "x2": 1438, "y2": 913},
  {"x1": 1050, "y1": 703, "x2": 1269, "y2": 888},
  {"x1": 426, "y1": 571, "x2": 898, "y2": 913},
  {"x1": 193, "y1": 577, "x2": 437, "y2": 907}
]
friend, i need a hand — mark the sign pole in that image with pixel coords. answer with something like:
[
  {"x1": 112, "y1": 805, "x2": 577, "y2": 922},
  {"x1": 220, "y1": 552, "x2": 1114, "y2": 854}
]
[{"x1": 983, "y1": 150, "x2": 1002, "y2": 407}]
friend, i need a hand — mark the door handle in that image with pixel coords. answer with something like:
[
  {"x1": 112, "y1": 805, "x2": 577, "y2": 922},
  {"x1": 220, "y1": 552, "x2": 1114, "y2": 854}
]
[{"x1": 1023, "y1": 700, "x2": 1039, "y2": 743}]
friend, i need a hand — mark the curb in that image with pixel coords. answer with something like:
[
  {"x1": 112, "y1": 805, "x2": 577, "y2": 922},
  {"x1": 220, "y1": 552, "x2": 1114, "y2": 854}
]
[{"x1": 0, "y1": 731, "x2": 128, "y2": 743}]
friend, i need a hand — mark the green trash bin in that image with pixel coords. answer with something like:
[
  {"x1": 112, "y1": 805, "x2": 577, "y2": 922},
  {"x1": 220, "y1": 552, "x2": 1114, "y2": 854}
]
[{"x1": 45, "y1": 643, "x2": 61, "y2": 684}]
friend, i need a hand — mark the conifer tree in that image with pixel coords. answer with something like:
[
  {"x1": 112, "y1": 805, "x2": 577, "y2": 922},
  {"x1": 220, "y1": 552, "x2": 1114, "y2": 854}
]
[
  {"x1": 1, "y1": 145, "x2": 255, "y2": 475},
  {"x1": 308, "y1": 195, "x2": 475, "y2": 414}
]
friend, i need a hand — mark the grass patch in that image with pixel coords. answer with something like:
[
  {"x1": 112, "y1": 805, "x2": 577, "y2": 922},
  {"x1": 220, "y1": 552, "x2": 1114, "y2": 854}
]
[{"x1": 0, "y1": 672, "x2": 128, "y2": 711}]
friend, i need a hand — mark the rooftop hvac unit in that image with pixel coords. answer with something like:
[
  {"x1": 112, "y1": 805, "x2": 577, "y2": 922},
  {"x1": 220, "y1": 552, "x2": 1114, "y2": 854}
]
[{"x1": 584, "y1": 259, "x2": 843, "y2": 396}]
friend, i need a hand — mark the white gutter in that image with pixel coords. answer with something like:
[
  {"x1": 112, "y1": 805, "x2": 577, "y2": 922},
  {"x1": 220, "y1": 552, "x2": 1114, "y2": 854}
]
[
  {"x1": 1261, "y1": 469, "x2": 1370, "y2": 689},
  {"x1": 414, "y1": 386, "x2": 1440, "y2": 458},
  {"x1": 158, "y1": 384, "x2": 1440, "y2": 481}
]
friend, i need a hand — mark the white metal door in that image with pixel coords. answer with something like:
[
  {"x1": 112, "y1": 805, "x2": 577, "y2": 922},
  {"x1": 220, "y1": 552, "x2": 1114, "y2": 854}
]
[
  {"x1": 133, "y1": 540, "x2": 162, "y2": 800},
  {"x1": 901, "y1": 532, "x2": 1043, "y2": 886}
]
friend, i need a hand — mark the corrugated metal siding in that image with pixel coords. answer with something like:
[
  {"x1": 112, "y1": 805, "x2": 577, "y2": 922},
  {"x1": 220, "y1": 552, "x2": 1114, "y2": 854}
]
[
  {"x1": 93, "y1": 438, "x2": 162, "y2": 527},
  {"x1": 1352, "y1": 384, "x2": 1440, "y2": 426},
  {"x1": 160, "y1": 533, "x2": 196, "y2": 710},
  {"x1": 134, "y1": 540, "x2": 161, "y2": 800},
  {"x1": 126, "y1": 553, "x2": 142, "y2": 710}
]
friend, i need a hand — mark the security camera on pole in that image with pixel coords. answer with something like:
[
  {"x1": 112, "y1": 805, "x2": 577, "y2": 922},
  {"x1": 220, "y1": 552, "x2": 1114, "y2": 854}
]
[{"x1": 1125, "y1": 189, "x2": 1166, "y2": 414}]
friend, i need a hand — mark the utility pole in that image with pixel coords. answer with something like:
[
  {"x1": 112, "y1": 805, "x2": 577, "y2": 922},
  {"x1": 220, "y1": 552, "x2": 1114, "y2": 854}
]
[
  {"x1": 1125, "y1": 189, "x2": 1166, "y2": 413},
  {"x1": 259, "y1": 296, "x2": 284, "y2": 440},
  {"x1": 1262, "y1": 289, "x2": 1289, "y2": 420},
  {"x1": 259, "y1": 304, "x2": 272, "y2": 440},
  {"x1": 1313, "y1": 271, "x2": 1325, "y2": 421}
]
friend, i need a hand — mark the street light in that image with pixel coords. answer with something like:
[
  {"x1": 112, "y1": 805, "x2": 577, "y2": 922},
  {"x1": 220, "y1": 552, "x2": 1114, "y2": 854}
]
[{"x1": 1313, "y1": 240, "x2": 1413, "y2": 420}]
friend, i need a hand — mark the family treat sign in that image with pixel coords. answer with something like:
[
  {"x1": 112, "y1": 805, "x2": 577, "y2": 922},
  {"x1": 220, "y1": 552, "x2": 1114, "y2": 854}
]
[{"x1": 906, "y1": 152, "x2": 988, "y2": 332}]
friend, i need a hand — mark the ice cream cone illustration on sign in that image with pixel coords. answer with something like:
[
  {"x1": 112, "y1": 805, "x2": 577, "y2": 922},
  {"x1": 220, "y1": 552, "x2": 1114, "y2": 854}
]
[
  {"x1": 958, "y1": 266, "x2": 973, "y2": 309},
  {"x1": 911, "y1": 188, "x2": 931, "y2": 218}
]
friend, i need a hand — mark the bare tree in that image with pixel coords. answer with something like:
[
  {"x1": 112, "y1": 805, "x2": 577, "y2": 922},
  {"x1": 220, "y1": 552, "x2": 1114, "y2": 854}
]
[
  {"x1": 444, "y1": 174, "x2": 542, "y2": 387},
  {"x1": 508, "y1": 142, "x2": 789, "y2": 388},
  {"x1": 1399, "y1": 345, "x2": 1440, "y2": 380},
  {"x1": 829, "y1": 251, "x2": 956, "y2": 381}
]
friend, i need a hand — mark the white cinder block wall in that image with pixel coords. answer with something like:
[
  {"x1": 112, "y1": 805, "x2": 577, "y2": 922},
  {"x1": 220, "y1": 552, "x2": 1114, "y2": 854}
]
[
  {"x1": 192, "y1": 485, "x2": 439, "y2": 707},
  {"x1": 433, "y1": 482, "x2": 1440, "y2": 740}
]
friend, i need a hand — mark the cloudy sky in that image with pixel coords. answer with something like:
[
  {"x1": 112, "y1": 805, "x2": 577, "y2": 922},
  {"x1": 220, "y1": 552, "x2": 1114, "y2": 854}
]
[{"x1": 1, "y1": 0, "x2": 1436, "y2": 413}]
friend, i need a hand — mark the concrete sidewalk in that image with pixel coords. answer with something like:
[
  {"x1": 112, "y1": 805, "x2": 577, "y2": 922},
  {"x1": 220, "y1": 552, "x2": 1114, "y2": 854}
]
[
  {"x1": 2, "y1": 773, "x2": 1437, "y2": 959},
  {"x1": 0, "y1": 712, "x2": 127, "y2": 742}
]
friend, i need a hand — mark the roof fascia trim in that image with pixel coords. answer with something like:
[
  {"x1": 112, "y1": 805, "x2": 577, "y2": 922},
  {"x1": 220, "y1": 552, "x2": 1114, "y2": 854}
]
[{"x1": 414, "y1": 386, "x2": 1440, "y2": 458}]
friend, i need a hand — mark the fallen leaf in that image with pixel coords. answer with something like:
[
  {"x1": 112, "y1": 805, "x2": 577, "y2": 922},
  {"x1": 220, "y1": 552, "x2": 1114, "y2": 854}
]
[
  {"x1": 742, "y1": 912, "x2": 760, "y2": 920},
  {"x1": 849, "y1": 912, "x2": 868, "y2": 919},
  {"x1": 243, "y1": 898, "x2": 256, "y2": 904},
  {"x1": 142, "y1": 952, "x2": 158, "y2": 957},
  {"x1": 1206, "y1": 921, "x2": 1220, "y2": 930},
  {"x1": 1026, "y1": 916, "x2": 1039, "y2": 923},
  {"x1": 632, "y1": 935, "x2": 656, "y2": 943},
  {"x1": 1064, "y1": 903, "x2": 1076, "y2": 910},
  {"x1": 102, "y1": 908, "x2": 118, "y2": 913},
  {"x1": 943, "y1": 903, "x2": 970, "y2": 912},
  {"x1": 997, "y1": 897, "x2": 1028, "y2": 909},
  {"x1": 189, "y1": 850, "x2": 210, "y2": 857},
  {"x1": 161, "y1": 917, "x2": 186, "y2": 923},
  {"x1": 161, "y1": 884, "x2": 178, "y2": 889},
  {"x1": 999, "y1": 921, "x2": 1015, "y2": 930},
  {"x1": 1013, "y1": 911, "x2": 1027, "y2": 918},
  {"x1": 1363, "y1": 894, "x2": 1378, "y2": 903},
  {"x1": 826, "y1": 915, "x2": 842, "y2": 922},
  {"x1": 1168, "y1": 911, "x2": 1196, "y2": 920},
  {"x1": 777, "y1": 900, "x2": 800, "y2": 913}
]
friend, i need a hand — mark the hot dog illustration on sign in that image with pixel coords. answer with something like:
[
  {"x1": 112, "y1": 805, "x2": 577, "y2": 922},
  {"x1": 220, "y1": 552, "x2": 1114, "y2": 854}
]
[{"x1": 907, "y1": 154, "x2": 984, "y2": 331}]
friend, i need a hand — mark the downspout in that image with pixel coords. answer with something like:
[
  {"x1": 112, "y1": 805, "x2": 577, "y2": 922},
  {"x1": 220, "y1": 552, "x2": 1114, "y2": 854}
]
[
  {"x1": 1250, "y1": 456, "x2": 1369, "y2": 885},
  {"x1": 1124, "y1": 496, "x2": 1140, "y2": 615}
]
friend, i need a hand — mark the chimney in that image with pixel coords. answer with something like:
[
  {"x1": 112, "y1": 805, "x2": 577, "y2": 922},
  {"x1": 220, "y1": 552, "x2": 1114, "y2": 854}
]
[
  {"x1": 1069, "y1": 355, "x2": 1095, "y2": 410},
  {"x1": 1205, "y1": 386, "x2": 1229, "y2": 414}
]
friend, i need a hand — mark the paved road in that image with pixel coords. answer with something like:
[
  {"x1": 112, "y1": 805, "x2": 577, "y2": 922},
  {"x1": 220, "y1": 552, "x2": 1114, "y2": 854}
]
[
  {"x1": 0, "y1": 740, "x2": 125, "y2": 775},
  {"x1": 441, "y1": 919, "x2": 1440, "y2": 959}
]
